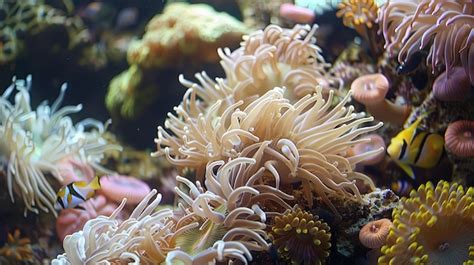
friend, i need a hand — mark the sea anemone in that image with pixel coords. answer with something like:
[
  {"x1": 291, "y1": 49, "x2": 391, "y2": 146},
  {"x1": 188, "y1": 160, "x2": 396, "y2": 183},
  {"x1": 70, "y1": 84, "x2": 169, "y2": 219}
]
[
  {"x1": 99, "y1": 175, "x2": 151, "y2": 205},
  {"x1": 156, "y1": 86, "x2": 382, "y2": 212},
  {"x1": 379, "y1": 0, "x2": 474, "y2": 84},
  {"x1": 0, "y1": 229, "x2": 33, "y2": 262},
  {"x1": 378, "y1": 180, "x2": 474, "y2": 264},
  {"x1": 433, "y1": 67, "x2": 472, "y2": 102},
  {"x1": 445, "y1": 120, "x2": 474, "y2": 158},
  {"x1": 351, "y1": 134, "x2": 386, "y2": 165},
  {"x1": 219, "y1": 24, "x2": 342, "y2": 103},
  {"x1": 170, "y1": 156, "x2": 293, "y2": 261},
  {"x1": 359, "y1": 218, "x2": 393, "y2": 249},
  {"x1": 350, "y1": 73, "x2": 411, "y2": 126},
  {"x1": 270, "y1": 207, "x2": 331, "y2": 264},
  {"x1": 0, "y1": 76, "x2": 120, "y2": 216}
]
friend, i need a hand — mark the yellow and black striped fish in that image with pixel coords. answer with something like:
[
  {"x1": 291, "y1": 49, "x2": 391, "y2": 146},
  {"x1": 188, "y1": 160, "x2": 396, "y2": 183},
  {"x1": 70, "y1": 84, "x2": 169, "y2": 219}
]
[
  {"x1": 54, "y1": 176, "x2": 101, "y2": 210},
  {"x1": 387, "y1": 117, "x2": 444, "y2": 179}
]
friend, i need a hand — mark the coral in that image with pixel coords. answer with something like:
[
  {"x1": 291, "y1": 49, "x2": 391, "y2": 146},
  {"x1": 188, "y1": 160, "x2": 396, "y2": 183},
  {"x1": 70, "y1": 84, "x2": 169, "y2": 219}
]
[
  {"x1": 329, "y1": 189, "x2": 399, "y2": 257},
  {"x1": 156, "y1": 85, "x2": 382, "y2": 212},
  {"x1": 0, "y1": 0, "x2": 92, "y2": 65},
  {"x1": 379, "y1": 181, "x2": 474, "y2": 264},
  {"x1": 279, "y1": 3, "x2": 315, "y2": 24},
  {"x1": 379, "y1": 0, "x2": 474, "y2": 84},
  {"x1": 0, "y1": 229, "x2": 33, "y2": 263},
  {"x1": 350, "y1": 134, "x2": 386, "y2": 165},
  {"x1": 55, "y1": 195, "x2": 118, "y2": 242},
  {"x1": 0, "y1": 76, "x2": 120, "y2": 216},
  {"x1": 98, "y1": 175, "x2": 151, "y2": 205},
  {"x1": 350, "y1": 73, "x2": 411, "y2": 126},
  {"x1": 105, "y1": 65, "x2": 156, "y2": 120},
  {"x1": 445, "y1": 120, "x2": 474, "y2": 158},
  {"x1": 56, "y1": 157, "x2": 95, "y2": 185},
  {"x1": 358, "y1": 218, "x2": 392, "y2": 249},
  {"x1": 433, "y1": 67, "x2": 472, "y2": 102},
  {"x1": 337, "y1": 0, "x2": 378, "y2": 31},
  {"x1": 127, "y1": 2, "x2": 248, "y2": 69},
  {"x1": 270, "y1": 207, "x2": 331, "y2": 265},
  {"x1": 329, "y1": 62, "x2": 375, "y2": 89}
]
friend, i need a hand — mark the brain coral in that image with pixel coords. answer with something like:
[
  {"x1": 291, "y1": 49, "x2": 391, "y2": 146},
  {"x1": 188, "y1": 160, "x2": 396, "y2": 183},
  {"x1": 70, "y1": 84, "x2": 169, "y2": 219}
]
[{"x1": 379, "y1": 180, "x2": 474, "y2": 264}]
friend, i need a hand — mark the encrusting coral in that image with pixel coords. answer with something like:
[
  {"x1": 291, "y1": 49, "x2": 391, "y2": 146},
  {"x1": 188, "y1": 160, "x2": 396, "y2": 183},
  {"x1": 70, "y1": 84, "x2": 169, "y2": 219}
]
[
  {"x1": 379, "y1": 0, "x2": 474, "y2": 84},
  {"x1": 378, "y1": 180, "x2": 474, "y2": 264},
  {"x1": 269, "y1": 207, "x2": 332, "y2": 265},
  {"x1": 127, "y1": 2, "x2": 249, "y2": 69},
  {"x1": 0, "y1": 76, "x2": 120, "y2": 216}
]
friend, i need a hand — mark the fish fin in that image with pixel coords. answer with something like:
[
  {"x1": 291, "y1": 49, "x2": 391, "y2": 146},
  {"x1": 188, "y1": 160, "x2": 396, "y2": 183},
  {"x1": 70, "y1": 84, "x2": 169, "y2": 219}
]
[
  {"x1": 74, "y1": 180, "x2": 89, "y2": 188},
  {"x1": 397, "y1": 161, "x2": 416, "y2": 180},
  {"x1": 88, "y1": 176, "x2": 101, "y2": 190}
]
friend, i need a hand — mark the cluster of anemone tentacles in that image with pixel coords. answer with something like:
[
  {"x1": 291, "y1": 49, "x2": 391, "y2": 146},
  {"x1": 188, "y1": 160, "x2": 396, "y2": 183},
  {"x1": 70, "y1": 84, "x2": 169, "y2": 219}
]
[
  {"x1": 54, "y1": 24, "x2": 385, "y2": 264},
  {"x1": 379, "y1": 0, "x2": 474, "y2": 84},
  {"x1": 0, "y1": 76, "x2": 119, "y2": 216}
]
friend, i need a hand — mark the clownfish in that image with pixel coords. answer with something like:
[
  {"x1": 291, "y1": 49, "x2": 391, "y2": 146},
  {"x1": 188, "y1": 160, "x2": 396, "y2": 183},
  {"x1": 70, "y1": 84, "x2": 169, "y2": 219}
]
[
  {"x1": 387, "y1": 117, "x2": 444, "y2": 179},
  {"x1": 55, "y1": 176, "x2": 101, "y2": 210}
]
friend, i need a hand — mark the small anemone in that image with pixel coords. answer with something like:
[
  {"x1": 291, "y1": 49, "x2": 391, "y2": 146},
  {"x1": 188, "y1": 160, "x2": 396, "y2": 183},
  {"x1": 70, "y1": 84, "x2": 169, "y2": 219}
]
[
  {"x1": 378, "y1": 180, "x2": 474, "y2": 265},
  {"x1": 270, "y1": 207, "x2": 331, "y2": 265}
]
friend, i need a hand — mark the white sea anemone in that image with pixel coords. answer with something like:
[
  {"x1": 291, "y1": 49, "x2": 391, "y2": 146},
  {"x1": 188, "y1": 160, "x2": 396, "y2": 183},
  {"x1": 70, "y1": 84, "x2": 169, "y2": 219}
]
[{"x1": 0, "y1": 76, "x2": 120, "y2": 216}]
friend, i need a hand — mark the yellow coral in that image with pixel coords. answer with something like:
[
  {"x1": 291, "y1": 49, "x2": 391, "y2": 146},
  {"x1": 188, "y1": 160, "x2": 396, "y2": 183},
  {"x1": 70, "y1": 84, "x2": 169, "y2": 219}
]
[
  {"x1": 0, "y1": 229, "x2": 33, "y2": 262},
  {"x1": 379, "y1": 180, "x2": 474, "y2": 265},
  {"x1": 270, "y1": 207, "x2": 331, "y2": 265}
]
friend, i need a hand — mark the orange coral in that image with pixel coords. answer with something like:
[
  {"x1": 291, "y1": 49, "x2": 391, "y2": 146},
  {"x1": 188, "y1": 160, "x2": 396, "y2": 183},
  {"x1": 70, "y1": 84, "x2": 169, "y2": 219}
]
[{"x1": 359, "y1": 218, "x2": 393, "y2": 249}]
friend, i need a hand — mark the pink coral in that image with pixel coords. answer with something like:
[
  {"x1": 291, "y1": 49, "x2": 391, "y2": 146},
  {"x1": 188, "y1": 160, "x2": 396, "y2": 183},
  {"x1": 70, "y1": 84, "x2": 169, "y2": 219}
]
[
  {"x1": 352, "y1": 134, "x2": 386, "y2": 165},
  {"x1": 98, "y1": 175, "x2": 151, "y2": 205},
  {"x1": 280, "y1": 3, "x2": 315, "y2": 24},
  {"x1": 433, "y1": 67, "x2": 472, "y2": 102},
  {"x1": 56, "y1": 195, "x2": 118, "y2": 241},
  {"x1": 57, "y1": 157, "x2": 95, "y2": 185}
]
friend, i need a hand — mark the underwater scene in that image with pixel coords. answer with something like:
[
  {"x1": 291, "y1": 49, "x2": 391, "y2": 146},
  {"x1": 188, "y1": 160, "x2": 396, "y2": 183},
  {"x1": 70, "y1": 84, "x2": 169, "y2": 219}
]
[{"x1": 0, "y1": 0, "x2": 473, "y2": 264}]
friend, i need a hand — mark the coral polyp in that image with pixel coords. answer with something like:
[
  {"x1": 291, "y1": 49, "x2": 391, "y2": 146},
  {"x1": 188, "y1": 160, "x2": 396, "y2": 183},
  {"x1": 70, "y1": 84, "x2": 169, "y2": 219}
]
[
  {"x1": 270, "y1": 207, "x2": 331, "y2": 265},
  {"x1": 0, "y1": 229, "x2": 34, "y2": 263},
  {"x1": 378, "y1": 181, "x2": 474, "y2": 265}
]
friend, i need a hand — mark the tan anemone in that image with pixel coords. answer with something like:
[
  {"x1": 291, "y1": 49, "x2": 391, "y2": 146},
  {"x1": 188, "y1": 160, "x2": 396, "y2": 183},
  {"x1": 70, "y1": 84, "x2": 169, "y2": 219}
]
[
  {"x1": 156, "y1": 86, "x2": 382, "y2": 212},
  {"x1": 379, "y1": 0, "x2": 474, "y2": 84},
  {"x1": 0, "y1": 76, "x2": 120, "y2": 216}
]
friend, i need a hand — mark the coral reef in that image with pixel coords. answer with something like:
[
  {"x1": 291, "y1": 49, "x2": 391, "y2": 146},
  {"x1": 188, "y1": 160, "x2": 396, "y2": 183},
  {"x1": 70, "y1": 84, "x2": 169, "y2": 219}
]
[
  {"x1": 445, "y1": 120, "x2": 474, "y2": 158},
  {"x1": 98, "y1": 175, "x2": 151, "y2": 205},
  {"x1": 0, "y1": 76, "x2": 120, "y2": 216},
  {"x1": 127, "y1": 2, "x2": 249, "y2": 69},
  {"x1": 270, "y1": 207, "x2": 332, "y2": 264},
  {"x1": 379, "y1": 181, "x2": 474, "y2": 264},
  {"x1": 379, "y1": 0, "x2": 474, "y2": 84}
]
